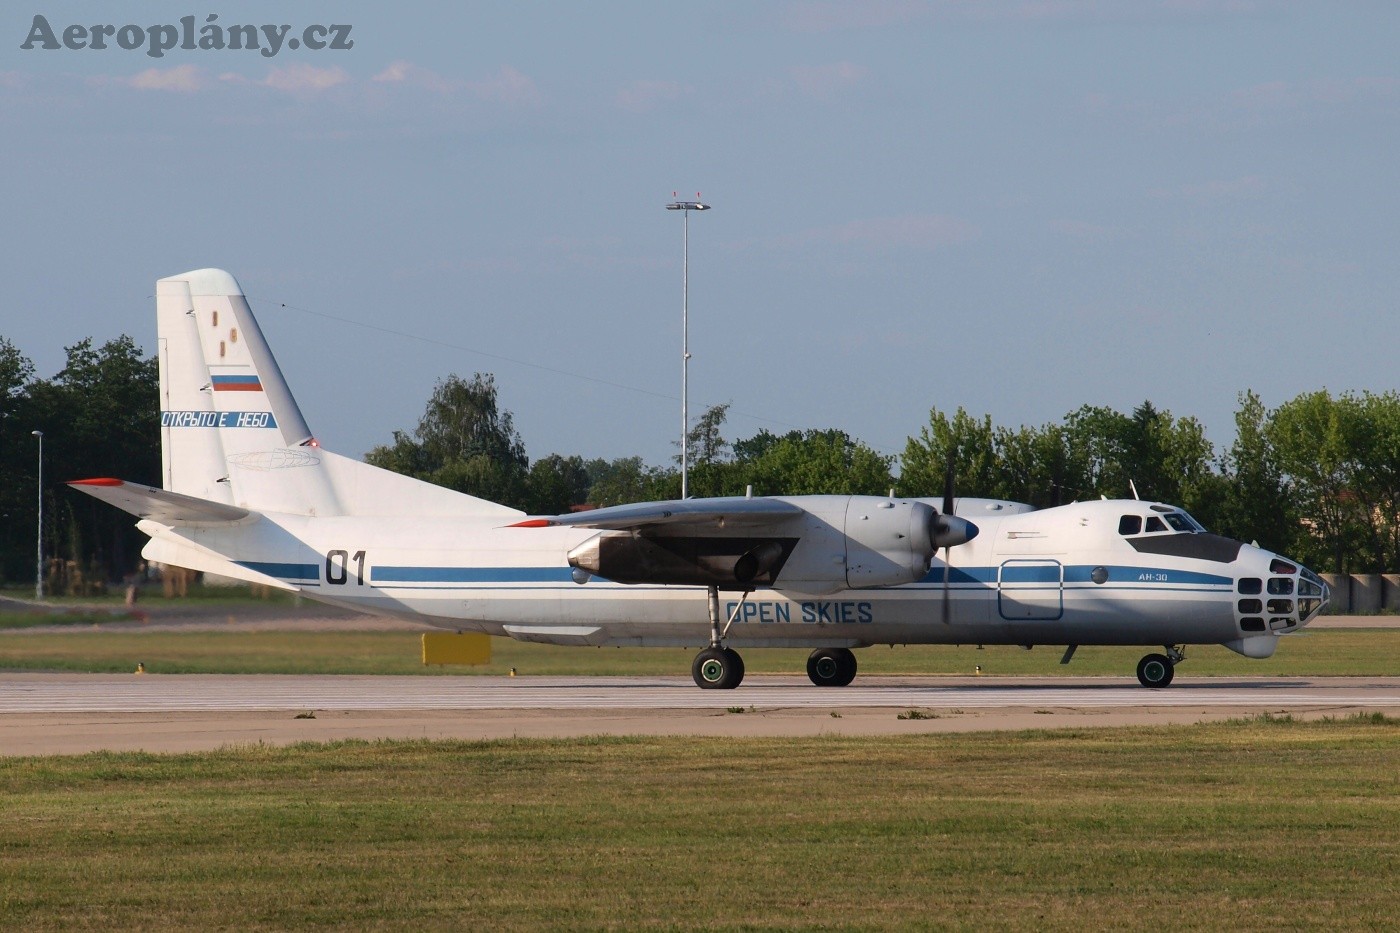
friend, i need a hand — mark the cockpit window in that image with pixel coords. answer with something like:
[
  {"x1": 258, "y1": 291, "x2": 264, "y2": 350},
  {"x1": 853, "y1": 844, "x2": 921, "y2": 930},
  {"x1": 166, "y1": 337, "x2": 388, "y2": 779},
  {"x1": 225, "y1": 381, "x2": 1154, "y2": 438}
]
[
  {"x1": 1145, "y1": 516, "x2": 1167, "y2": 533},
  {"x1": 1163, "y1": 513, "x2": 1196, "y2": 533},
  {"x1": 1119, "y1": 515, "x2": 1142, "y2": 536}
]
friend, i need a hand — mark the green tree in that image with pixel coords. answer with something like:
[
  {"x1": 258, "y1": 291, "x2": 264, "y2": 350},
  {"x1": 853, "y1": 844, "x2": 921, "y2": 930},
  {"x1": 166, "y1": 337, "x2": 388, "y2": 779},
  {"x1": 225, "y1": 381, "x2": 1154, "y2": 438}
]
[
  {"x1": 1062, "y1": 401, "x2": 1216, "y2": 518},
  {"x1": 1265, "y1": 390, "x2": 1363, "y2": 572},
  {"x1": 898, "y1": 408, "x2": 998, "y2": 499},
  {"x1": 585, "y1": 456, "x2": 675, "y2": 507},
  {"x1": 739, "y1": 429, "x2": 894, "y2": 496},
  {"x1": 1215, "y1": 391, "x2": 1296, "y2": 552},
  {"x1": 0, "y1": 337, "x2": 39, "y2": 583},
  {"x1": 18, "y1": 336, "x2": 160, "y2": 582},
  {"x1": 366, "y1": 373, "x2": 530, "y2": 508},
  {"x1": 524, "y1": 454, "x2": 590, "y2": 515}
]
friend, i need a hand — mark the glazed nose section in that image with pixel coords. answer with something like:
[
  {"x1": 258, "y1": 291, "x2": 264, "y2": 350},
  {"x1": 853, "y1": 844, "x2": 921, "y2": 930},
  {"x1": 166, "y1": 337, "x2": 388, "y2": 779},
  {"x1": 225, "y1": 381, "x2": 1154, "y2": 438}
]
[
  {"x1": 1235, "y1": 555, "x2": 1329, "y2": 633},
  {"x1": 1296, "y1": 565, "x2": 1329, "y2": 624}
]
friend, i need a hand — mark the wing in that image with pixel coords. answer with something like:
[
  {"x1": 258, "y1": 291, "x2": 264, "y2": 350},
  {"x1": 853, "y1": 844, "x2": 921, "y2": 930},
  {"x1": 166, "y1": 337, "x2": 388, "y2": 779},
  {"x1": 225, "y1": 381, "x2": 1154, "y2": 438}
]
[
  {"x1": 510, "y1": 496, "x2": 807, "y2": 587},
  {"x1": 508, "y1": 496, "x2": 805, "y2": 532},
  {"x1": 68, "y1": 478, "x2": 251, "y2": 525}
]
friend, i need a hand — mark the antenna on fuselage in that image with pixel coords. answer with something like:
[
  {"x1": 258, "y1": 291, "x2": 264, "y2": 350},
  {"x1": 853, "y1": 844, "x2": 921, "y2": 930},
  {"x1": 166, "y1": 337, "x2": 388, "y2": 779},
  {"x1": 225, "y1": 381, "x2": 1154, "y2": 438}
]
[{"x1": 1129, "y1": 480, "x2": 1140, "y2": 501}]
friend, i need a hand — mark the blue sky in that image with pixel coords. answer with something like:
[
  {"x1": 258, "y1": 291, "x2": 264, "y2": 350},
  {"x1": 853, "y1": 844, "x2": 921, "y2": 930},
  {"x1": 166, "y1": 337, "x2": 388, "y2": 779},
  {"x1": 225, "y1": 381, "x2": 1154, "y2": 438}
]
[{"x1": 3, "y1": 2, "x2": 1397, "y2": 474}]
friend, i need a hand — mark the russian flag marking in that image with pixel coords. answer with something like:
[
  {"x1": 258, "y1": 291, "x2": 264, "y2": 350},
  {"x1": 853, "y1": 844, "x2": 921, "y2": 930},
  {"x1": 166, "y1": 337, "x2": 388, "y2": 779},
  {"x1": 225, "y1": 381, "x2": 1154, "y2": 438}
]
[{"x1": 212, "y1": 374, "x2": 263, "y2": 392}]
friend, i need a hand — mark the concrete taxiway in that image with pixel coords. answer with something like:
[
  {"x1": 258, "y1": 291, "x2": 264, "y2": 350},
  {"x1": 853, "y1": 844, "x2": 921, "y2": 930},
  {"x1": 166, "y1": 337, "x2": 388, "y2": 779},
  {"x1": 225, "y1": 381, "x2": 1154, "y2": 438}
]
[{"x1": 3, "y1": 673, "x2": 1399, "y2": 756}]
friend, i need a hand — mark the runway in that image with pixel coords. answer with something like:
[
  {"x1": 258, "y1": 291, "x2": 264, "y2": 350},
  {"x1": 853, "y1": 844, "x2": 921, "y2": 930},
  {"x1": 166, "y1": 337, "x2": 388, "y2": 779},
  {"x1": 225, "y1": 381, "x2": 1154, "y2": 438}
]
[{"x1": 3, "y1": 674, "x2": 1399, "y2": 755}]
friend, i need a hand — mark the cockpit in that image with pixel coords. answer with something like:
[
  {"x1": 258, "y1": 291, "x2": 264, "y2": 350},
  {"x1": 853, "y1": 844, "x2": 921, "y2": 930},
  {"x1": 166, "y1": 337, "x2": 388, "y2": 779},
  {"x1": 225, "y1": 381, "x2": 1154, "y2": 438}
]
[{"x1": 1118, "y1": 505, "x2": 1207, "y2": 537}]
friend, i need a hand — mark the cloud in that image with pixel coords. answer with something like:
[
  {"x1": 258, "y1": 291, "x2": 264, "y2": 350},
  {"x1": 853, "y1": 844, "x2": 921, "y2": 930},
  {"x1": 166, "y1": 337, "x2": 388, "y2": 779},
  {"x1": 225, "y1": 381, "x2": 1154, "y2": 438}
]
[
  {"x1": 780, "y1": 0, "x2": 933, "y2": 33},
  {"x1": 465, "y1": 66, "x2": 542, "y2": 108},
  {"x1": 0, "y1": 71, "x2": 28, "y2": 90},
  {"x1": 219, "y1": 63, "x2": 350, "y2": 95},
  {"x1": 1110, "y1": 76, "x2": 1400, "y2": 131},
  {"x1": 119, "y1": 64, "x2": 205, "y2": 93},
  {"x1": 372, "y1": 60, "x2": 459, "y2": 94},
  {"x1": 615, "y1": 79, "x2": 686, "y2": 112},
  {"x1": 788, "y1": 61, "x2": 869, "y2": 99},
  {"x1": 779, "y1": 0, "x2": 1274, "y2": 32}
]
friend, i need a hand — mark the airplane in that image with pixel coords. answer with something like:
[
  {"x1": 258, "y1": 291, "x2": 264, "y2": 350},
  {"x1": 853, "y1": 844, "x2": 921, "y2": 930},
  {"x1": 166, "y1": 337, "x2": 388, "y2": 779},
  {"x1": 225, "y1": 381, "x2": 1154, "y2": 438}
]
[{"x1": 72, "y1": 268, "x2": 1330, "y2": 690}]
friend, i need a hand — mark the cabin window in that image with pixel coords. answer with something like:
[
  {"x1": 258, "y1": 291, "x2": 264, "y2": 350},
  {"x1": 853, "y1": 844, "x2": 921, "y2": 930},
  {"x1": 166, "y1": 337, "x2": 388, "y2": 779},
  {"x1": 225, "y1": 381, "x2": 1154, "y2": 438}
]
[
  {"x1": 1238, "y1": 578, "x2": 1262, "y2": 594},
  {"x1": 1237, "y1": 598, "x2": 1262, "y2": 614},
  {"x1": 1267, "y1": 578, "x2": 1294, "y2": 595},
  {"x1": 1267, "y1": 598, "x2": 1294, "y2": 614},
  {"x1": 1145, "y1": 516, "x2": 1167, "y2": 533},
  {"x1": 1118, "y1": 515, "x2": 1142, "y2": 535},
  {"x1": 1240, "y1": 617, "x2": 1266, "y2": 632}
]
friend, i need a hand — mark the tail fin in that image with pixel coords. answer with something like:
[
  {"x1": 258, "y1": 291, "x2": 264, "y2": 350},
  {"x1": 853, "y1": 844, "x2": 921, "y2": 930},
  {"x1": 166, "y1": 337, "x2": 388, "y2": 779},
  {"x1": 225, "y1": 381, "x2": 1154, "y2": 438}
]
[{"x1": 155, "y1": 268, "x2": 520, "y2": 520}]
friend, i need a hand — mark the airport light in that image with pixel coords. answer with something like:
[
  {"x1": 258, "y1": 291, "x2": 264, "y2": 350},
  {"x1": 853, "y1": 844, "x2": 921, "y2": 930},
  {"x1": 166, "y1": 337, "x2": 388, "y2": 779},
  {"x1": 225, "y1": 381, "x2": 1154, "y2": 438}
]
[
  {"x1": 31, "y1": 429, "x2": 43, "y2": 601},
  {"x1": 666, "y1": 196, "x2": 710, "y2": 499}
]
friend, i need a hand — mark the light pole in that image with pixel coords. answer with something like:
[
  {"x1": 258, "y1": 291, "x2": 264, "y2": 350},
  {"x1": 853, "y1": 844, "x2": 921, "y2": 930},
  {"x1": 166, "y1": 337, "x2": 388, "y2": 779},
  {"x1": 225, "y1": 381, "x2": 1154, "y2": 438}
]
[
  {"x1": 31, "y1": 429, "x2": 43, "y2": 601},
  {"x1": 666, "y1": 195, "x2": 710, "y2": 499}
]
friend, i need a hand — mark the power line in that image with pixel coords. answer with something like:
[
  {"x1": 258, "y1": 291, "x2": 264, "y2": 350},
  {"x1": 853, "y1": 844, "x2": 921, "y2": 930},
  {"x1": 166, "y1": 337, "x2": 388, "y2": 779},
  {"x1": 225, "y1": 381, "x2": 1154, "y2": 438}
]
[{"x1": 254, "y1": 296, "x2": 905, "y2": 458}]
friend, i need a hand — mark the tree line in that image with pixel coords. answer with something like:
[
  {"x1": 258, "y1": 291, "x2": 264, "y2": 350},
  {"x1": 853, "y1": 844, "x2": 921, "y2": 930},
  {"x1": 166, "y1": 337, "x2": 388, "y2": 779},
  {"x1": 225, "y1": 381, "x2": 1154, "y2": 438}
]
[{"x1": 4, "y1": 333, "x2": 1399, "y2": 583}]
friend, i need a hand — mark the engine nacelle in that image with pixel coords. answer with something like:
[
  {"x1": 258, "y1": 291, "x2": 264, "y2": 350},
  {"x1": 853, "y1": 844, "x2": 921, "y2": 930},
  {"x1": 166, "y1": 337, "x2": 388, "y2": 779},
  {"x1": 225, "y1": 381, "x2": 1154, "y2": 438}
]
[{"x1": 844, "y1": 498, "x2": 937, "y2": 588}]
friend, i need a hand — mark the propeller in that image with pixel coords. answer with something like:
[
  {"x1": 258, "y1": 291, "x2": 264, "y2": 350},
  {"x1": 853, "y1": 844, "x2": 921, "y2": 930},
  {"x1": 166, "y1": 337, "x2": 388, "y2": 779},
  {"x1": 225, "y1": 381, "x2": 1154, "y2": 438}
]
[
  {"x1": 927, "y1": 457, "x2": 978, "y2": 625},
  {"x1": 940, "y1": 460, "x2": 954, "y2": 625}
]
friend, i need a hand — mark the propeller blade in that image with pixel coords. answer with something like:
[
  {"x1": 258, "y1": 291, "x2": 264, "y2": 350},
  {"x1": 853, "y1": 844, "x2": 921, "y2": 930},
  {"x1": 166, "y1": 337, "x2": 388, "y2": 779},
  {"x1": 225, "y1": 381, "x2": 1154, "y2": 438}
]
[
  {"x1": 941, "y1": 546, "x2": 951, "y2": 625},
  {"x1": 942, "y1": 457, "x2": 956, "y2": 517}
]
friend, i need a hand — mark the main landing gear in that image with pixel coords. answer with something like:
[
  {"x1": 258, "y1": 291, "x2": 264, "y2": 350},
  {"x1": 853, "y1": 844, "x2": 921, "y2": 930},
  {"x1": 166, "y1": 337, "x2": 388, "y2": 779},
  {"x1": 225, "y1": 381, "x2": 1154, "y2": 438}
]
[
  {"x1": 1136, "y1": 646, "x2": 1186, "y2": 688},
  {"x1": 693, "y1": 585, "x2": 749, "y2": 690},
  {"x1": 806, "y1": 647, "x2": 857, "y2": 687},
  {"x1": 690, "y1": 586, "x2": 860, "y2": 690}
]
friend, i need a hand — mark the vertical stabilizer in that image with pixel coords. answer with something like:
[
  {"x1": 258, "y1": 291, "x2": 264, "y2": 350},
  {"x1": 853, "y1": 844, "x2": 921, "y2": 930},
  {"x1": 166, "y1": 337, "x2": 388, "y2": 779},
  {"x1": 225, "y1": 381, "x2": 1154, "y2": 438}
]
[
  {"x1": 157, "y1": 268, "x2": 341, "y2": 515},
  {"x1": 154, "y1": 268, "x2": 522, "y2": 521}
]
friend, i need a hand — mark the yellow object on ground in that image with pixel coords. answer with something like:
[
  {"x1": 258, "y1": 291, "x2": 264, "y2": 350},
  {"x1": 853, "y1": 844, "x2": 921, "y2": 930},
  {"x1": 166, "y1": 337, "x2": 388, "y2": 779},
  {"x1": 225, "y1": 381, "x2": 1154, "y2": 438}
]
[{"x1": 421, "y1": 632, "x2": 491, "y2": 666}]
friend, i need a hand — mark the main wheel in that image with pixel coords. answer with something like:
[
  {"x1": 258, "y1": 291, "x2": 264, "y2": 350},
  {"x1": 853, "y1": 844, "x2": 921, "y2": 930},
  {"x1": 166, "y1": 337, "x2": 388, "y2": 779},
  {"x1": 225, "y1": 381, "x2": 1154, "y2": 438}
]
[
  {"x1": 693, "y1": 646, "x2": 744, "y2": 689},
  {"x1": 806, "y1": 647, "x2": 857, "y2": 687},
  {"x1": 1136, "y1": 653, "x2": 1175, "y2": 688}
]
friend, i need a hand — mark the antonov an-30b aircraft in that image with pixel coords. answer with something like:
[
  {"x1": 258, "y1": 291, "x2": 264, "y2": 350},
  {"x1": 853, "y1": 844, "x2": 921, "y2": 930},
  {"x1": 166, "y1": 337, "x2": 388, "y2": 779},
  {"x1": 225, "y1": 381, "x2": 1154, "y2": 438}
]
[{"x1": 73, "y1": 269, "x2": 1330, "y2": 689}]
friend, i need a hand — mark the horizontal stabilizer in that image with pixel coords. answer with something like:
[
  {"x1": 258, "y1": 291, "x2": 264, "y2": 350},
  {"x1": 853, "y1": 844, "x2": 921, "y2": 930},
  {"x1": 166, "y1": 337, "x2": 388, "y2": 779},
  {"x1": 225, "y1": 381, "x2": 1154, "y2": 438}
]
[
  {"x1": 69, "y1": 478, "x2": 251, "y2": 524},
  {"x1": 510, "y1": 496, "x2": 805, "y2": 532}
]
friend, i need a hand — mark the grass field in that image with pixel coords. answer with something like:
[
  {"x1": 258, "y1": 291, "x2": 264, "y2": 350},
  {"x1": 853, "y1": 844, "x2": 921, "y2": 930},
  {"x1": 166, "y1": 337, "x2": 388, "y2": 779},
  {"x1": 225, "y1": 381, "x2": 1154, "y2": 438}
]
[
  {"x1": 1, "y1": 627, "x2": 1398, "y2": 678},
  {"x1": 1, "y1": 718, "x2": 1397, "y2": 930}
]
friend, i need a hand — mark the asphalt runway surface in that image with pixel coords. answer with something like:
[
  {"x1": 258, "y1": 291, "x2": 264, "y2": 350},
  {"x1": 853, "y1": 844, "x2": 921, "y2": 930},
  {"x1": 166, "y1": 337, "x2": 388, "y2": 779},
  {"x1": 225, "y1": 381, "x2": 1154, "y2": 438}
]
[{"x1": 4, "y1": 673, "x2": 1400, "y2": 756}]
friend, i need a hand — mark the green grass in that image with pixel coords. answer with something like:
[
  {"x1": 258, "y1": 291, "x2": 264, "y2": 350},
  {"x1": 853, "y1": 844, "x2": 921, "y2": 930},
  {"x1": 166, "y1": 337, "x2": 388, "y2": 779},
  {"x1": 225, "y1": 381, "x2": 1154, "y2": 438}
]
[
  {"x1": 1, "y1": 628, "x2": 1398, "y2": 677},
  {"x1": 0, "y1": 610, "x2": 135, "y2": 630},
  {"x1": 0, "y1": 584, "x2": 304, "y2": 608},
  {"x1": 1, "y1": 719, "x2": 1398, "y2": 930}
]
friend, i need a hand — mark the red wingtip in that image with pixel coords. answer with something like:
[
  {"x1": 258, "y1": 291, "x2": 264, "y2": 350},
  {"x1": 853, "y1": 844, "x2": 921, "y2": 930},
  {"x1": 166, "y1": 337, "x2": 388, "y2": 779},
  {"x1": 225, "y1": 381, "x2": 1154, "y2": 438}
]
[
  {"x1": 506, "y1": 518, "x2": 555, "y2": 528},
  {"x1": 69, "y1": 477, "x2": 124, "y2": 487}
]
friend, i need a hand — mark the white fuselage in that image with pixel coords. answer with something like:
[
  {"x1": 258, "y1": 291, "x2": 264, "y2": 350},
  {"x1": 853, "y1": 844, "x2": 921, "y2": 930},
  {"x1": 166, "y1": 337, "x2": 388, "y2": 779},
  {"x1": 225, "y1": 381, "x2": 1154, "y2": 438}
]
[{"x1": 157, "y1": 497, "x2": 1322, "y2": 657}]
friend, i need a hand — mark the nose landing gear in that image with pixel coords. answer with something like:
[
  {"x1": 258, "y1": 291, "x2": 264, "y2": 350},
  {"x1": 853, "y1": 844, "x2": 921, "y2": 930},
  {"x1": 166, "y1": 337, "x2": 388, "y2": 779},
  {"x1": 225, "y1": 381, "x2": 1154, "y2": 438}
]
[{"x1": 1136, "y1": 646, "x2": 1185, "y2": 688}]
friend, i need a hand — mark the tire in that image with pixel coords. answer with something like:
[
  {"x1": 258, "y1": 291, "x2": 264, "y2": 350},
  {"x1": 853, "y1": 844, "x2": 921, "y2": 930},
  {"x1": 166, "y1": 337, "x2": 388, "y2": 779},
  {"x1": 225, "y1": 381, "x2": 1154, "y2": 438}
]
[
  {"x1": 807, "y1": 647, "x2": 857, "y2": 687},
  {"x1": 1136, "y1": 653, "x2": 1175, "y2": 688},
  {"x1": 693, "y1": 646, "x2": 744, "y2": 689}
]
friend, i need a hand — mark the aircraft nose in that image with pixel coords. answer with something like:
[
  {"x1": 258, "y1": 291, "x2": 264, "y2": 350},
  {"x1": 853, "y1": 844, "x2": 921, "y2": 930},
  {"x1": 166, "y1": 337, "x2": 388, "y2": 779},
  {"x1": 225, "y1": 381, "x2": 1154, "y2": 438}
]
[
  {"x1": 1235, "y1": 553, "x2": 1329, "y2": 633},
  {"x1": 1296, "y1": 566, "x2": 1329, "y2": 625}
]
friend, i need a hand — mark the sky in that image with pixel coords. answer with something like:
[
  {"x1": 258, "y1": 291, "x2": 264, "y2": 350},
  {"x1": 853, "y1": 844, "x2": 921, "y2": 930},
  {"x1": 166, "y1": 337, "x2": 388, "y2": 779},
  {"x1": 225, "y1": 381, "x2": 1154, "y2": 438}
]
[{"x1": 3, "y1": 1, "x2": 1397, "y2": 473}]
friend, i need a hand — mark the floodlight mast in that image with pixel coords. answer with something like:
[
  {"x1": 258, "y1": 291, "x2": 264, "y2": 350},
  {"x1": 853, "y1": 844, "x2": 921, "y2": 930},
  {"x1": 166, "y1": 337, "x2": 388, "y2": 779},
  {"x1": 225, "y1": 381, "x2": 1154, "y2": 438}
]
[{"x1": 665, "y1": 197, "x2": 710, "y2": 499}]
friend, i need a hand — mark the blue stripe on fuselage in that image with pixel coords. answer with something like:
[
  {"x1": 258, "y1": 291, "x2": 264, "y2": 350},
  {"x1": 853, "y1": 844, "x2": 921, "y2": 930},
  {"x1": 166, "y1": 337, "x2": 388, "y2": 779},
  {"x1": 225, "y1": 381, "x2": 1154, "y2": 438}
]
[
  {"x1": 918, "y1": 565, "x2": 1231, "y2": 587},
  {"x1": 371, "y1": 566, "x2": 576, "y2": 584}
]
